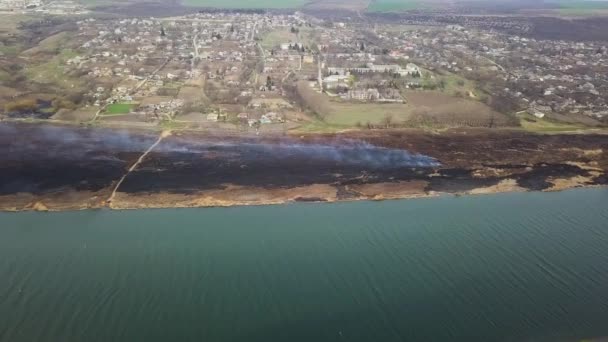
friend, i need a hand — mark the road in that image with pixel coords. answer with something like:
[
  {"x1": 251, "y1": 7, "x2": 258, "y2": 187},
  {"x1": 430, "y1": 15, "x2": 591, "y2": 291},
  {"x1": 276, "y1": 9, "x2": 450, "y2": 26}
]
[
  {"x1": 255, "y1": 41, "x2": 266, "y2": 85},
  {"x1": 250, "y1": 22, "x2": 258, "y2": 42},
  {"x1": 191, "y1": 34, "x2": 200, "y2": 73},
  {"x1": 107, "y1": 130, "x2": 171, "y2": 205},
  {"x1": 317, "y1": 53, "x2": 323, "y2": 89}
]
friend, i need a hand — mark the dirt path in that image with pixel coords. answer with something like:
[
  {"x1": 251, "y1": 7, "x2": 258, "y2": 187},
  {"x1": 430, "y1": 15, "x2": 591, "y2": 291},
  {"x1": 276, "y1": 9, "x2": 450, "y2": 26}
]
[{"x1": 107, "y1": 130, "x2": 171, "y2": 206}]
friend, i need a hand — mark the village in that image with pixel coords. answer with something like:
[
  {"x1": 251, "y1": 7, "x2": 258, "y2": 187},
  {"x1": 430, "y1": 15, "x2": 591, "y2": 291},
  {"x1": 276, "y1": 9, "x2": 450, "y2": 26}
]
[
  {"x1": 0, "y1": 0, "x2": 87, "y2": 14},
  {"x1": 1, "y1": 7, "x2": 607, "y2": 132}
]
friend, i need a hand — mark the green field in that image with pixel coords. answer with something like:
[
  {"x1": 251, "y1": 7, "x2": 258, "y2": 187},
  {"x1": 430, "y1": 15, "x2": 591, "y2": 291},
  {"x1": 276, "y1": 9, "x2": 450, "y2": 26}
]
[
  {"x1": 367, "y1": 0, "x2": 432, "y2": 12},
  {"x1": 518, "y1": 112, "x2": 586, "y2": 133},
  {"x1": 325, "y1": 102, "x2": 412, "y2": 126},
  {"x1": 180, "y1": 0, "x2": 308, "y2": 8},
  {"x1": 105, "y1": 103, "x2": 135, "y2": 115},
  {"x1": 261, "y1": 29, "x2": 297, "y2": 49},
  {"x1": 550, "y1": 0, "x2": 608, "y2": 9},
  {"x1": 25, "y1": 49, "x2": 81, "y2": 88},
  {"x1": 546, "y1": 0, "x2": 608, "y2": 15}
]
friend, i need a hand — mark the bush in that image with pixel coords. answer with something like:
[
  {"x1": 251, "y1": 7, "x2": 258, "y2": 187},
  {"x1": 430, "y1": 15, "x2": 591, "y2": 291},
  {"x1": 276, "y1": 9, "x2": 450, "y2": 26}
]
[
  {"x1": 52, "y1": 98, "x2": 76, "y2": 111},
  {"x1": 4, "y1": 99, "x2": 38, "y2": 113}
]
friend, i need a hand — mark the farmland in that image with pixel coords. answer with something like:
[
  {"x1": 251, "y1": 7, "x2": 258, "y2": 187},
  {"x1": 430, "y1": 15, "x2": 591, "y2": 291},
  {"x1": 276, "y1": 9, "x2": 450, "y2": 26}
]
[
  {"x1": 517, "y1": 112, "x2": 587, "y2": 133},
  {"x1": 180, "y1": 0, "x2": 309, "y2": 9},
  {"x1": 367, "y1": 0, "x2": 431, "y2": 12},
  {"x1": 545, "y1": 0, "x2": 608, "y2": 16},
  {"x1": 260, "y1": 29, "x2": 297, "y2": 49},
  {"x1": 319, "y1": 91, "x2": 509, "y2": 130},
  {"x1": 325, "y1": 102, "x2": 412, "y2": 126}
]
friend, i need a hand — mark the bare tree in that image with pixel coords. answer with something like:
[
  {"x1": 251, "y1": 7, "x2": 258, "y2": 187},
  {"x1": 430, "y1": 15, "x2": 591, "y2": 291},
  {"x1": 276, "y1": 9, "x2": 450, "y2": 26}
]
[
  {"x1": 295, "y1": 81, "x2": 331, "y2": 119},
  {"x1": 382, "y1": 114, "x2": 394, "y2": 128}
]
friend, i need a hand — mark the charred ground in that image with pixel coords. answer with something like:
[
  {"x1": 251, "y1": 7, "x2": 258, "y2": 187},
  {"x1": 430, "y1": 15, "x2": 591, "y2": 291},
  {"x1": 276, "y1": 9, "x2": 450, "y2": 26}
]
[{"x1": 0, "y1": 123, "x2": 606, "y2": 211}]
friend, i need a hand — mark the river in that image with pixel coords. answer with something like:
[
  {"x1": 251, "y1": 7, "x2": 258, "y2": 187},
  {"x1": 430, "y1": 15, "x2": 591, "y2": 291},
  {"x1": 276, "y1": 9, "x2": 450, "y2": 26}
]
[{"x1": 1, "y1": 189, "x2": 608, "y2": 341}]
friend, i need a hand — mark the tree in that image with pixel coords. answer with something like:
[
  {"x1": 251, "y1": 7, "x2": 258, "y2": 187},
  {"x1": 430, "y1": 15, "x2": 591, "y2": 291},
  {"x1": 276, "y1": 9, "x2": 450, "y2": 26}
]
[
  {"x1": 489, "y1": 93, "x2": 519, "y2": 114},
  {"x1": 160, "y1": 26, "x2": 166, "y2": 37},
  {"x1": 295, "y1": 81, "x2": 331, "y2": 119},
  {"x1": 382, "y1": 114, "x2": 394, "y2": 128},
  {"x1": 360, "y1": 42, "x2": 365, "y2": 51},
  {"x1": 266, "y1": 76, "x2": 273, "y2": 90}
]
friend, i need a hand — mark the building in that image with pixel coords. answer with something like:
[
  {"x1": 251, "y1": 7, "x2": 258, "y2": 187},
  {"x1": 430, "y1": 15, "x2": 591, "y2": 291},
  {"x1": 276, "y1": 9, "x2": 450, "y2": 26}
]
[
  {"x1": 323, "y1": 75, "x2": 350, "y2": 90},
  {"x1": 206, "y1": 113, "x2": 219, "y2": 122},
  {"x1": 346, "y1": 88, "x2": 380, "y2": 101},
  {"x1": 327, "y1": 63, "x2": 421, "y2": 77},
  {"x1": 303, "y1": 55, "x2": 314, "y2": 64}
]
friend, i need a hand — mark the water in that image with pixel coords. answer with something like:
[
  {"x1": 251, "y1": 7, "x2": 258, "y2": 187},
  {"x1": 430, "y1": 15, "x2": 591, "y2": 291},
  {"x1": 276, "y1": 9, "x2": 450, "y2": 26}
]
[{"x1": 1, "y1": 189, "x2": 608, "y2": 342}]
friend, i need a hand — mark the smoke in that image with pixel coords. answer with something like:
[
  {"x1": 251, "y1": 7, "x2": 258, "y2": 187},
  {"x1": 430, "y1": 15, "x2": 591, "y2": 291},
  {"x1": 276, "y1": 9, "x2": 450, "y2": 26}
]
[
  {"x1": 1, "y1": 123, "x2": 440, "y2": 169},
  {"x1": 1, "y1": 123, "x2": 156, "y2": 162},
  {"x1": 156, "y1": 139, "x2": 441, "y2": 169}
]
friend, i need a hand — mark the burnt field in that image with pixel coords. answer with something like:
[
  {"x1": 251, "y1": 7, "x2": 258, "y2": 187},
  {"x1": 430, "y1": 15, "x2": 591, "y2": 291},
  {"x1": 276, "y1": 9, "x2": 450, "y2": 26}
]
[
  {"x1": 118, "y1": 137, "x2": 440, "y2": 194},
  {"x1": 119, "y1": 131, "x2": 608, "y2": 197},
  {"x1": 0, "y1": 123, "x2": 607, "y2": 210},
  {"x1": 0, "y1": 123, "x2": 157, "y2": 210}
]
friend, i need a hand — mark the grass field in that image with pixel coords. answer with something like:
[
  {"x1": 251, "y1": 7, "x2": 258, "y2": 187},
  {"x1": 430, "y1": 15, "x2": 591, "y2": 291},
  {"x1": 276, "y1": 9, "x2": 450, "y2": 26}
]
[
  {"x1": 291, "y1": 120, "x2": 353, "y2": 133},
  {"x1": 325, "y1": 102, "x2": 412, "y2": 126},
  {"x1": 317, "y1": 90, "x2": 510, "y2": 130},
  {"x1": 261, "y1": 29, "x2": 297, "y2": 49},
  {"x1": 78, "y1": 0, "x2": 133, "y2": 6},
  {"x1": 551, "y1": 0, "x2": 608, "y2": 9},
  {"x1": 545, "y1": 0, "x2": 608, "y2": 15},
  {"x1": 51, "y1": 107, "x2": 98, "y2": 121},
  {"x1": 0, "y1": 14, "x2": 32, "y2": 34},
  {"x1": 0, "y1": 70, "x2": 10, "y2": 82},
  {"x1": 0, "y1": 45, "x2": 21, "y2": 57},
  {"x1": 105, "y1": 103, "x2": 135, "y2": 115},
  {"x1": 518, "y1": 113, "x2": 587, "y2": 133},
  {"x1": 25, "y1": 49, "x2": 82, "y2": 88},
  {"x1": 180, "y1": 0, "x2": 308, "y2": 8},
  {"x1": 429, "y1": 72, "x2": 487, "y2": 99},
  {"x1": 557, "y1": 8, "x2": 608, "y2": 16},
  {"x1": 367, "y1": 0, "x2": 432, "y2": 12}
]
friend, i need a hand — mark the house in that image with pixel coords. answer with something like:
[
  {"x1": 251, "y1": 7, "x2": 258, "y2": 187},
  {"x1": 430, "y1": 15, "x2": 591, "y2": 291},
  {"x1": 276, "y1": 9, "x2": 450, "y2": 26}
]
[
  {"x1": 302, "y1": 55, "x2": 314, "y2": 64},
  {"x1": 404, "y1": 63, "x2": 421, "y2": 76},
  {"x1": 261, "y1": 112, "x2": 280, "y2": 124},
  {"x1": 528, "y1": 102, "x2": 551, "y2": 118},
  {"x1": 260, "y1": 115, "x2": 272, "y2": 124},
  {"x1": 206, "y1": 113, "x2": 219, "y2": 122}
]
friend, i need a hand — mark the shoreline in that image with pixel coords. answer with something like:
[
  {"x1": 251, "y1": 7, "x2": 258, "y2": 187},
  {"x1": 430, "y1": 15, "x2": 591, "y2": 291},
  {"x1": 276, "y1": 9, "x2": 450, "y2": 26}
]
[
  {"x1": 1, "y1": 122, "x2": 606, "y2": 213},
  {"x1": 2, "y1": 182, "x2": 605, "y2": 213}
]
